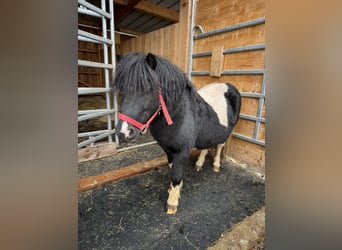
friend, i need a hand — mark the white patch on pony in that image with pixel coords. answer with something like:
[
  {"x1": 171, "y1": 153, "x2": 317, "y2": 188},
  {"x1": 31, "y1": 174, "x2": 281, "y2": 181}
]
[
  {"x1": 198, "y1": 83, "x2": 229, "y2": 127},
  {"x1": 167, "y1": 180, "x2": 183, "y2": 214},
  {"x1": 120, "y1": 121, "x2": 130, "y2": 138}
]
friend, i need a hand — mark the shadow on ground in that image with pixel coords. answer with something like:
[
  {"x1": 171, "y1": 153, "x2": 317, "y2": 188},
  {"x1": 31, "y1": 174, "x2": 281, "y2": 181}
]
[{"x1": 79, "y1": 150, "x2": 265, "y2": 250}]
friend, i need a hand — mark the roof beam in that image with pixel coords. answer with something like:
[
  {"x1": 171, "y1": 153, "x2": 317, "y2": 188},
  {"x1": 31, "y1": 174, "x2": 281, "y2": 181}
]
[
  {"x1": 114, "y1": 0, "x2": 128, "y2": 6},
  {"x1": 134, "y1": 0, "x2": 179, "y2": 22}
]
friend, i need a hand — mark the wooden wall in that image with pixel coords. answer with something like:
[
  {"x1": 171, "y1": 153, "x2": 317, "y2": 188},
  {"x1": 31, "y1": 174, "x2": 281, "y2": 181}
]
[
  {"x1": 78, "y1": 25, "x2": 119, "y2": 89},
  {"x1": 120, "y1": 23, "x2": 181, "y2": 67},
  {"x1": 192, "y1": 0, "x2": 265, "y2": 169},
  {"x1": 119, "y1": 0, "x2": 191, "y2": 73},
  {"x1": 78, "y1": 39, "x2": 104, "y2": 88}
]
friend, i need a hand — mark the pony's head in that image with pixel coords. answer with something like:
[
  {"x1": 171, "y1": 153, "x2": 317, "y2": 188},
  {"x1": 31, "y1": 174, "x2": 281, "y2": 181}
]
[
  {"x1": 113, "y1": 52, "x2": 190, "y2": 140},
  {"x1": 113, "y1": 53, "x2": 161, "y2": 140}
]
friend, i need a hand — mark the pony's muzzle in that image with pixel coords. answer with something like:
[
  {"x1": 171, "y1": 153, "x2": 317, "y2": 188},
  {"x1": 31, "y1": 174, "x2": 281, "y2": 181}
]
[{"x1": 116, "y1": 121, "x2": 139, "y2": 141}]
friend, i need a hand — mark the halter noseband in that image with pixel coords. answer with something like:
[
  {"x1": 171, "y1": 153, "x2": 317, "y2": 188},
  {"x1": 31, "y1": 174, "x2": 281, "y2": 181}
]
[{"x1": 118, "y1": 90, "x2": 173, "y2": 134}]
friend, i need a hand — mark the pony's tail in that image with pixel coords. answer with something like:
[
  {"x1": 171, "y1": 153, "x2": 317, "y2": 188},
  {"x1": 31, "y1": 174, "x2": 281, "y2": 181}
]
[{"x1": 225, "y1": 83, "x2": 241, "y2": 126}]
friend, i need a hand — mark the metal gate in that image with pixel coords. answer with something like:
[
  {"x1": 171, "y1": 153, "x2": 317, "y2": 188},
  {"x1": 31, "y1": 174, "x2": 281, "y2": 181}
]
[
  {"x1": 78, "y1": 0, "x2": 118, "y2": 150},
  {"x1": 188, "y1": 1, "x2": 265, "y2": 147}
]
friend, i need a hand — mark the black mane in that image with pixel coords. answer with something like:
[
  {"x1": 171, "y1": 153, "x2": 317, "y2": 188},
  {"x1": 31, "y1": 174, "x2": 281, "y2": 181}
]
[{"x1": 112, "y1": 52, "x2": 198, "y2": 109}]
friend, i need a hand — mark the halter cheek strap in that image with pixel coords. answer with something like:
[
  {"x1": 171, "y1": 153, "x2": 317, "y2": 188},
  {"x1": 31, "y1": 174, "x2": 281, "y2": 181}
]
[
  {"x1": 118, "y1": 91, "x2": 173, "y2": 135},
  {"x1": 158, "y1": 91, "x2": 173, "y2": 126}
]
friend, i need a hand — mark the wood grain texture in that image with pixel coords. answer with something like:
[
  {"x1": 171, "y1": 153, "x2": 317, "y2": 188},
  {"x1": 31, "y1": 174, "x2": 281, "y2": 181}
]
[
  {"x1": 193, "y1": 0, "x2": 265, "y2": 167},
  {"x1": 78, "y1": 156, "x2": 167, "y2": 192},
  {"x1": 78, "y1": 143, "x2": 117, "y2": 163},
  {"x1": 210, "y1": 45, "x2": 224, "y2": 77}
]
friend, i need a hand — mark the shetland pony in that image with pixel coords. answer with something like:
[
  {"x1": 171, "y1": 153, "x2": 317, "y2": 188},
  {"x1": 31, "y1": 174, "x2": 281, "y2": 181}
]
[{"x1": 113, "y1": 53, "x2": 241, "y2": 214}]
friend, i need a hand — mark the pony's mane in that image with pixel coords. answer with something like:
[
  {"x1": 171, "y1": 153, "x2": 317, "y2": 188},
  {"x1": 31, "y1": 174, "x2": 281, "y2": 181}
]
[
  {"x1": 114, "y1": 53, "x2": 195, "y2": 95},
  {"x1": 112, "y1": 52, "x2": 208, "y2": 114},
  {"x1": 113, "y1": 53, "x2": 158, "y2": 95}
]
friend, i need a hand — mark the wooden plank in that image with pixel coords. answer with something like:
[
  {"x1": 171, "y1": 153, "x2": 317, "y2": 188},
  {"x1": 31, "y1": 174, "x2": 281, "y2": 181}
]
[
  {"x1": 192, "y1": 51, "x2": 264, "y2": 73},
  {"x1": 261, "y1": 102, "x2": 265, "y2": 118},
  {"x1": 225, "y1": 137, "x2": 265, "y2": 170},
  {"x1": 115, "y1": 33, "x2": 121, "y2": 44},
  {"x1": 208, "y1": 206, "x2": 265, "y2": 249},
  {"x1": 78, "y1": 156, "x2": 168, "y2": 192},
  {"x1": 258, "y1": 123, "x2": 265, "y2": 141},
  {"x1": 78, "y1": 48, "x2": 98, "y2": 53},
  {"x1": 121, "y1": 23, "x2": 181, "y2": 69},
  {"x1": 195, "y1": 0, "x2": 265, "y2": 32},
  {"x1": 240, "y1": 97, "x2": 259, "y2": 116},
  {"x1": 114, "y1": 0, "x2": 128, "y2": 6},
  {"x1": 233, "y1": 119, "x2": 256, "y2": 138},
  {"x1": 78, "y1": 71, "x2": 101, "y2": 75},
  {"x1": 223, "y1": 50, "x2": 265, "y2": 70},
  {"x1": 134, "y1": 0, "x2": 179, "y2": 22},
  {"x1": 191, "y1": 75, "x2": 263, "y2": 93},
  {"x1": 194, "y1": 24, "x2": 265, "y2": 54},
  {"x1": 78, "y1": 79, "x2": 92, "y2": 87},
  {"x1": 163, "y1": 24, "x2": 180, "y2": 64},
  {"x1": 78, "y1": 142, "x2": 116, "y2": 163},
  {"x1": 177, "y1": 0, "x2": 192, "y2": 73},
  {"x1": 210, "y1": 45, "x2": 224, "y2": 77}
]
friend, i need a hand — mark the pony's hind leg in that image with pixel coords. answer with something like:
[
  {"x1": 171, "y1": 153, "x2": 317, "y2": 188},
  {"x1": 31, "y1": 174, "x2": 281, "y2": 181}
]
[
  {"x1": 194, "y1": 149, "x2": 208, "y2": 171},
  {"x1": 212, "y1": 143, "x2": 224, "y2": 172}
]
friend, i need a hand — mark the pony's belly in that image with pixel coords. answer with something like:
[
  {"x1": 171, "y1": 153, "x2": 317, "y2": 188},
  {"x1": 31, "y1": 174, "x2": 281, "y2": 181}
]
[{"x1": 195, "y1": 124, "x2": 229, "y2": 149}]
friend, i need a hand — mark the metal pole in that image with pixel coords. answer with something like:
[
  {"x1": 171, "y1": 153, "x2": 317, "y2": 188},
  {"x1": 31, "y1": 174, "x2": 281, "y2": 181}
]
[
  {"x1": 78, "y1": 0, "x2": 112, "y2": 19},
  {"x1": 191, "y1": 69, "x2": 264, "y2": 76},
  {"x1": 192, "y1": 44, "x2": 265, "y2": 58},
  {"x1": 78, "y1": 59, "x2": 114, "y2": 69},
  {"x1": 109, "y1": 0, "x2": 119, "y2": 147},
  {"x1": 194, "y1": 17, "x2": 265, "y2": 40},
  {"x1": 101, "y1": 0, "x2": 113, "y2": 143},
  {"x1": 187, "y1": 0, "x2": 196, "y2": 80},
  {"x1": 78, "y1": 130, "x2": 116, "y2": 148},
  {"x1": 253, "y1": 73, "x2": 266, "y2": 140},
  {"x1": 232, "y1": 132, "x2": 265, "y2": 146},
  {"x1": 78, "y1": 29, "x2": 112, "y2": 45},
  {"x1": 78, "y1": 87, "x2": 110, "y2": 95},
  {"x1": 78, "y1": 109, "x2": 115, "y2": 122}
]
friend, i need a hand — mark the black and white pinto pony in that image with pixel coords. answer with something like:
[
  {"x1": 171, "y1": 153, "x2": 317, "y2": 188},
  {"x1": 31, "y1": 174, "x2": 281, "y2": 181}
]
[{"x1": 113, "y1": 52, "x2": 241, "y2": 214}]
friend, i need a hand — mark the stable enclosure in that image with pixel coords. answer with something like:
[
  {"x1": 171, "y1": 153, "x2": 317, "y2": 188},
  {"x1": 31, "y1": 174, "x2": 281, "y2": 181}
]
[
  {"x1": 78, "y1": 1, "x2": 266, "y2": 248},
  {"x1": 78, "y1": 0, "x2": 265, "y2": 169}
]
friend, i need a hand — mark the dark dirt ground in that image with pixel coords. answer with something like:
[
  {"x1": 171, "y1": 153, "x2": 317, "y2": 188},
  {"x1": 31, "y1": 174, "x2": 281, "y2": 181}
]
[{"x1": 78, "y1": 144, "x2": 265, "y2": 250}]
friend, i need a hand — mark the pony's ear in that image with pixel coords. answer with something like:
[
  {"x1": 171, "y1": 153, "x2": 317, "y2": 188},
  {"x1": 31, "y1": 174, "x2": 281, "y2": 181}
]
[
  {"x1": 145, "y1": 53, "x2": 157, "y2": 70},
  {"x1": 116, "y1": 54, "x2": 123, "y2": 63}
]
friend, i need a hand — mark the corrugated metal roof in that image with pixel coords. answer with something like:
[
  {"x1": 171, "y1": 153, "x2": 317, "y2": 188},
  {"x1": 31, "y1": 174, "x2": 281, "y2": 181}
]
[
  {"x1": 78, "y1": 0, "x2": 180, "y2": 35},
  {"x1": 116, "y1": 0, "x2": 180, "y2": 34},
  {"x1": 118, "y1": 12, "x2": 173, "y2": 33}
]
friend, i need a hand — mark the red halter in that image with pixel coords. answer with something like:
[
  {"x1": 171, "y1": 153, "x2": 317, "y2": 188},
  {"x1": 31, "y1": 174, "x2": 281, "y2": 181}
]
[{"x1": 118, "y1": 90, "x2": 173, "y2": 134}]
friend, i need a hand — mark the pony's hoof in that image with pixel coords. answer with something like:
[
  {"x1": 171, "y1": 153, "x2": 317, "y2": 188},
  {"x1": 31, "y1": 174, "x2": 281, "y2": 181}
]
[
  {"x1": 212, "y1": 166, "x2": 220, "y2": 172},
  {"x1": 194, "y1": 164, "x2": 202, "y2": 172},
  {"x1": 166, "y1": 205, "x2": 178, "y2": 214}
]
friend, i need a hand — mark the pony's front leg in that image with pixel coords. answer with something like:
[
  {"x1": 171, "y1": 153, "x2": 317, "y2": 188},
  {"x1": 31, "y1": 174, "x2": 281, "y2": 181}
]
[
  {"x1": 162, "y1": 146, "x2": 174, "y2": 169},
  {"x1": 166, "y1": 152, "x2": 187, "y2": 214}
]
